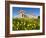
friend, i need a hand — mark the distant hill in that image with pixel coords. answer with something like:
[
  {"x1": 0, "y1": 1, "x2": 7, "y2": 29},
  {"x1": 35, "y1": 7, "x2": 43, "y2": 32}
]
[{"x1": 13, "y1": 14, "x2": 38, "y2": 19}]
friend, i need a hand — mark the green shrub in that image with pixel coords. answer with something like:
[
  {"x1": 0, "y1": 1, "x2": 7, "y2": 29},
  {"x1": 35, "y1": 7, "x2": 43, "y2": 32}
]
[{"x1": 12, "y1": 17, "x2": 40, "y2": 31}]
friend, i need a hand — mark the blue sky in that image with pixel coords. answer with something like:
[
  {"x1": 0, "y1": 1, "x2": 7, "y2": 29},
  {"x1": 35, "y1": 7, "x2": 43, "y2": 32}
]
[{"x1": 12, "y1": 7, "x2": 40, "y2": 17}]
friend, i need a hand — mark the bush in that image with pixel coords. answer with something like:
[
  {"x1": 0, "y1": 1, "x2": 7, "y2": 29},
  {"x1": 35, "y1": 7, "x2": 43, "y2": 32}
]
[{"x1": 12, "y1": 17, "x2": 40, "y2": 31}]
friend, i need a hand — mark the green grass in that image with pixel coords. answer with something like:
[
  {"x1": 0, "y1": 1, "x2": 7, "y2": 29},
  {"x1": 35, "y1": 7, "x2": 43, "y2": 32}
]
[{"x1": 12, "y1": 17, "x2": 40, "y2": 31}]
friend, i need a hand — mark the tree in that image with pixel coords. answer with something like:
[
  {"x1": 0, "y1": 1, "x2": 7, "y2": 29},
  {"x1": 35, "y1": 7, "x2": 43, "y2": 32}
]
[{"x1": 38, "y1": 16, "x2": 40, "y2": 19}]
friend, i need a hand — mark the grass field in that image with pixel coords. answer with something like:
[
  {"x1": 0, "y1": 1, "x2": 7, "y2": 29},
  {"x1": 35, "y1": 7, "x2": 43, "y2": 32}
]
[{"x1": 12, "y1": 17, "x2": 40, "y2": 31}]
